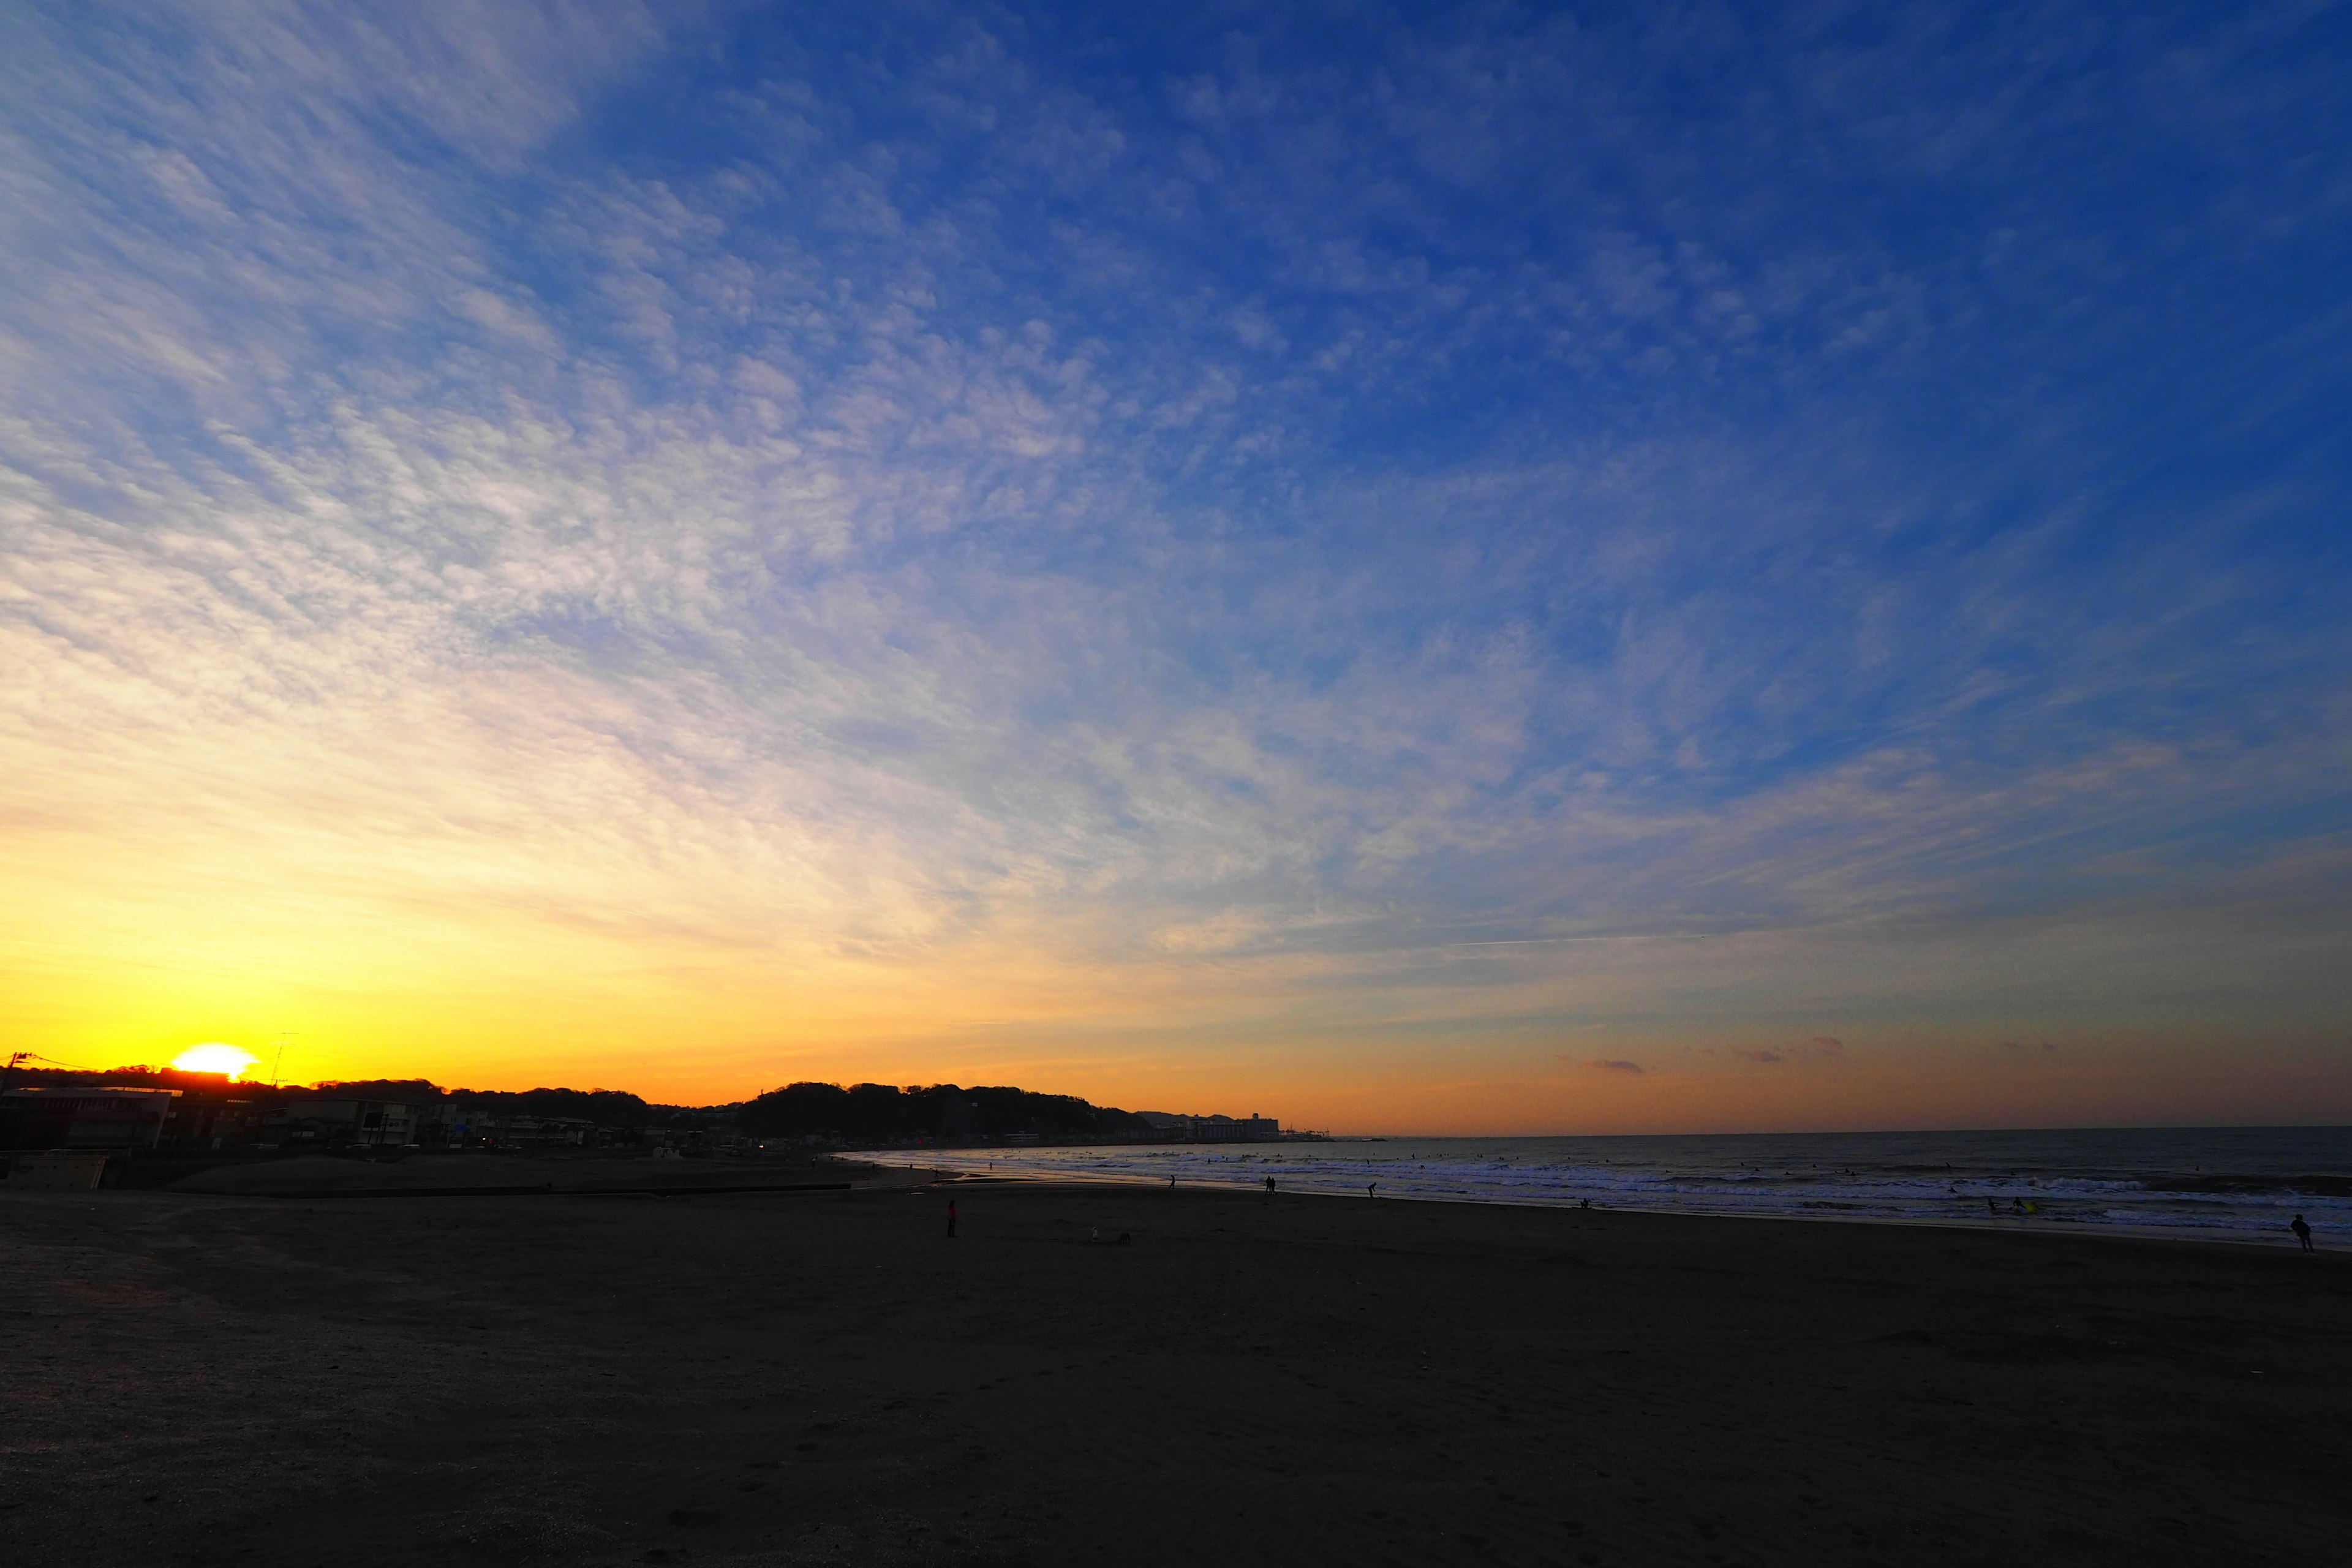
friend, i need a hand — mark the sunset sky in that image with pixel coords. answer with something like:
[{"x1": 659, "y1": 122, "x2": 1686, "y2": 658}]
[{"x1": 4, "y1": 2, "x2": 2348, "y2": 1131}]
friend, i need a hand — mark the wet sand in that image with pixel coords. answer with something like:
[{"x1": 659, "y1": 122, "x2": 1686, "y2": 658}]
[{"x1": 3, "y1": 1173, "x2": 2345, "y2": 1566}]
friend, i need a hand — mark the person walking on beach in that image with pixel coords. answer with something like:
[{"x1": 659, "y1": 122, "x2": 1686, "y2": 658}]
[
  {"x1": 2291, "y1": 1214, "x2": 2314, "y2": 1251},
  {"x1": 1264, "y1": 1175, "x2": 1276, "y2": 1194},
  {"x1": 946, "y1": 1199, "x2": 957, "y2": 1239}
]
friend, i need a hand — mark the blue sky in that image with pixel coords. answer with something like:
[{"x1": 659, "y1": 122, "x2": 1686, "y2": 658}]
[{"x1": 2, "y1": 1, "x2": 2348, "y2": 1126}]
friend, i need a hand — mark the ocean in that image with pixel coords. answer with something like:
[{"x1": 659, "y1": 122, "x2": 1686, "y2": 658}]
[{"x1": 869, "y1": 1126, "x2": 2352, "y2": 1247}]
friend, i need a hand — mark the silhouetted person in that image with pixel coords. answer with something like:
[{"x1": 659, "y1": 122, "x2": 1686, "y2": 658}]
[
  {"x1": 1986, "y1": 1198, "x2": 1999, "y2": 1217},
  {"x1": 1366, "y1": 1181, "x2": 1378, "y2": 1199},
  {"x1": 1264, "y1": 1175, "x2": 1276, "y2": 1194},
  {"x1": 2291, "y1": 1214, "x2": 2313, "y2": 1252},
  {"x1": 1580, "y1": 1198, "x2": 1591, "y2": 1210},
  {"x1": 946, "y1": 1199, "x2": 957, "y2": 1239}
]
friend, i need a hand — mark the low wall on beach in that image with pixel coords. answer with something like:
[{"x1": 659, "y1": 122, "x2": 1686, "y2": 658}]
[{"x1": 3, "y1": 1150, "x2": 111, "y2": 1189}]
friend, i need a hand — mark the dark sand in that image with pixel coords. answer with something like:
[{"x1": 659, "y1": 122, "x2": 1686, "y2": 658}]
[{"x1": 4, "y1": 1170, "x2": 2346, "y2": 1566}]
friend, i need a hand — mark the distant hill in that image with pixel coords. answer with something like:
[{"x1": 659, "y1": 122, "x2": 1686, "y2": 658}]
[
  {"x1": 1, "y1": 1065, "x2": 1157, "y2": 1143},
  {"x1": 736, "y1": 1082, "x2": 1150, "y2": 1143}
]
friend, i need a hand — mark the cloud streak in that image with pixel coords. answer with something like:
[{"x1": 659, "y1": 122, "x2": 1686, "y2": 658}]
[{"x1": 2, "y1": 2, "x2": 2348, "y2": 1120}]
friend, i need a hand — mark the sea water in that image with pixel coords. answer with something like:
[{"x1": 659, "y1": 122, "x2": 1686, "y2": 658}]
[{"x1": 870, "y1": 1126, "x2": 2352, "y2": 1247}]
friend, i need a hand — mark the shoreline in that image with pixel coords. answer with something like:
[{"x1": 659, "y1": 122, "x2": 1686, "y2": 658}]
[
  {"x1": 75, "y1": 1165, "x2": 2328, "y2": 1256},
  {"x1": 900, "y1": 1163, "x2": 2332, "y2": 1253},
  {"x1": 70, "y1": 1140, "x2": 2327, "y2": 1252}
]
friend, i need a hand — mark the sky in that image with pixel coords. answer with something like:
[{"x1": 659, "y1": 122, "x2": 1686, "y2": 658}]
[{"x1": 2, "y1": 1, "x2": 2348, "y2": 1132}]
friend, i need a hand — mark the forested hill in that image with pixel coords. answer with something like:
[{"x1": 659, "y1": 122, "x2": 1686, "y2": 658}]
[
  {"x1": 735, "y1": 1082, "x2": 1149, "y2": 1142},
  {"x1": 306, "y1": 1082, "x2": 665, "y2": 1126},
  {"x1": 2, "y1": 1066, "x2": 1152, "y2": 1142}
]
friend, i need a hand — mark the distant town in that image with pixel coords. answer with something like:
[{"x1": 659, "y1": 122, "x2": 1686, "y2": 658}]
[{"x1": 0, "y1": 1058, "x2": 1315, "y2": 1189}]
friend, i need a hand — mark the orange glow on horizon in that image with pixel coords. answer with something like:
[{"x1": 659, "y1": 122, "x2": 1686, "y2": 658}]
[{"x1": 6, "y1": 812, "x2": 2347, "y2": 1131}]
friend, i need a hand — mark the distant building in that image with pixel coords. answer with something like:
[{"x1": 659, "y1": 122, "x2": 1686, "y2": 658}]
[
  {"x1": 278, "y1": 1099, "x2": 413, "y2": 1148},
  {"x1": 0, "y1": 1086, "x2": 178, "y2": 1150},
  {"x1": 1190, "y1": 1114, "x2": 1281, "y2": 1143},
  {"x1": 160, "y1": 1095, "x2": 262, "y2": 1149},
  {"x1": 1133, "y1": 1110, "x2": 1282, "y2": 1143},
  {"x1": 445, "y1": 1111, "x2": 608, "y2": 1149},
  {"x1": 2, "y1": 1082, "x2": 274, "y2": 1158}
]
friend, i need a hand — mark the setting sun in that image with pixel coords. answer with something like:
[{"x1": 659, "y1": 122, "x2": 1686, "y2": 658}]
[{"x1": 170, "y1": 1043, "x2": 259, "y2": 1080}]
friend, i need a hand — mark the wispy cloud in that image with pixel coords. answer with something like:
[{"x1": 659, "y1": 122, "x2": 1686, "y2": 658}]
[{"x1": 2, "y1": 2, "x2": 2348, "y2": 1117}]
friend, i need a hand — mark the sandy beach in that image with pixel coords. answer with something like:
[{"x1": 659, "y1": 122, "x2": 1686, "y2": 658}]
[{"x1": 4, "y1": 1166, "x2": 2345, "y2": 1566}]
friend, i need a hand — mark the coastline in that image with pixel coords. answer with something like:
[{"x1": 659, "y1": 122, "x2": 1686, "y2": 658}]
[
  {"x1": 927, "y1": 1166, "x2": 2330, "y2": 1252},
  {"x1": 872, "y1": 1125, "x2": 2351, "y2": 1251}
]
